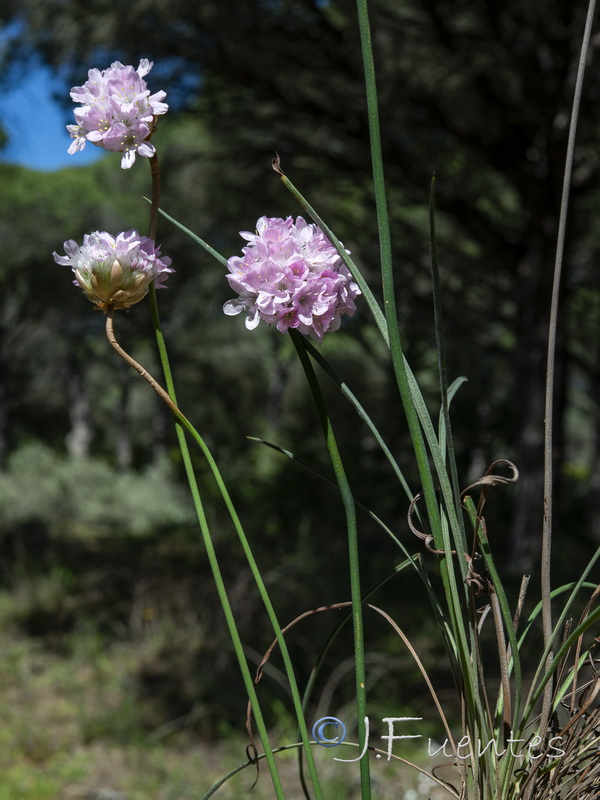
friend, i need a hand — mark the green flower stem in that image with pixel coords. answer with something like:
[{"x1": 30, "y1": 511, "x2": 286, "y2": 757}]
[
  {"x1": 107, "y1": 297, "x2": 285, "y2": 797},
  {"x1": 145, "y1": 291, "x2": 325, "y2": 799},
  {"x1": 145, "y1": 154, "x2": 325, "y2": 798},
  {"x1": 290, "y1": 329, "x2": 371, "y2": 799},
  {"x1": 145, "y1": 156, "x2": 295, "y2": 795},
  {"x1": 517, "y1": 579, "x2": 599, "y2": 658}
]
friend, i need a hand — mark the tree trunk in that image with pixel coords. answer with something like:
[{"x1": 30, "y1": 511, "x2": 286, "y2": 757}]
[
  {"x1": 65, "y1": 365, "x2": 92, "y2": 459},
  {"x1": 116, "y1": 378, "x2": 132, "y2": 470}
]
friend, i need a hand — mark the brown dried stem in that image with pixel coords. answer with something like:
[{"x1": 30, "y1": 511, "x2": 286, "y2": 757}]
[{"x1": 105, "y1": 305, "x2": 188, "y2": 425}]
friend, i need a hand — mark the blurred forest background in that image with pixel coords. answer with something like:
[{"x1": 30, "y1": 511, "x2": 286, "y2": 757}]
[{"x1": 0, "y1": 0, "x2": 599, "y2": 797}]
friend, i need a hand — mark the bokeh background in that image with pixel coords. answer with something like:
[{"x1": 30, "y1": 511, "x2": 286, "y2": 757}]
[{"x1": 0, "y1": 1, "x2": 599, "y2": 797}]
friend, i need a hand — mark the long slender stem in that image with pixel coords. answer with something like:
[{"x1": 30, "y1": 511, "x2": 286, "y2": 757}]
[
  {"x1": 144, "y1": 156, "x2": 329, "y2": 797},
  {"x1": 105, "y1": 303, "x2": 286, "y2": 796},
  {"x1": 539, "y1": 0, "x2": 596, "y2": 739},
  {"x1": 290, "y1": 329, "x2": 371, "y2": 799},
  {"x1": 141, "y1": 152, "x2": 292, "y2": 795}
]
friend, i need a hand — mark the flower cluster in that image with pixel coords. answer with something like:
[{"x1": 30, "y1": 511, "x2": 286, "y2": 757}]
[
  {"x1": 223, "y1": 216, "x2": 360, "y2": 342},
  {"x1": 53, "y1": 230, "x2": 173, "y2": 311},
  {"x1": 67, "y1": 59, "x2": 168, "y2": 169}
]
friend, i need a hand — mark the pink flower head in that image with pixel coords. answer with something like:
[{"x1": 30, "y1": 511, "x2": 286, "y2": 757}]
[
  {"x1": 67, "y1": 59, "x2": 168, "y2": 169},
  {"x1": 223, "y1": 216, "x2": 360, "y2": 342},
  {"x1": 53, "y1": 230, "x2": 173, "y2": 311}
]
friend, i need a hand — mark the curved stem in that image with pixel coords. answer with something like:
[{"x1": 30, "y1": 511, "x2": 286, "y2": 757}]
[
  {"x1": 105, "y1": 306, "x2": 186, "y2": 423},
  {"x1": 539, "y1": 0, "x2": 597, "y2": 740},
  {"x1": 106, "y1": 307, "x2": 286, "y2": 797}
]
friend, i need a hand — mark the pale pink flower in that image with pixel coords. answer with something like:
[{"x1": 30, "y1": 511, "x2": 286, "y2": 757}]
[
  {"x1": 224, "y1": 216, "x2": 360, "y2": 342},
  {"x1": 67, "y1": 59, "x2": 168, "y2": 169},
  {"x1": 53, "y1": 230, "x2": 173, "y2": 310}
]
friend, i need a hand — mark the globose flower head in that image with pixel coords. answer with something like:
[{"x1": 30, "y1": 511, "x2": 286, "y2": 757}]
[
  {"x1": 67, "y1": 59, "x2": 168, "y2": 169},
  {"x1": 53, "y1": 230, "x2": 173, "y2": 311},
  {"x1": 223, "y1": 216, "x2": 360, "y2": 343}
]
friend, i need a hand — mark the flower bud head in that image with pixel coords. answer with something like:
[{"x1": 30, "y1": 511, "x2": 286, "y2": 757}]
[{"x1": 53, "y1": 230, "x2": 173, "y2": 310}]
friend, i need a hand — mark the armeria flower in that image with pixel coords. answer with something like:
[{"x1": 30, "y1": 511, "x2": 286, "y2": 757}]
[
  {"x1": 53, "y1": 230, "x2": 173, "y2": 311},
  {"x1": 223, "y1": 216, "x2": 360, "y2": 342},
  {"x1": 67, "y1": 59, "x2": 168, "y2": 169}
]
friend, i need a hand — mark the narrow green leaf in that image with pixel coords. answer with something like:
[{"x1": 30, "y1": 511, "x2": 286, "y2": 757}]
[{"x1": 290, "y1": 328, "x2": 371, "y2": 796}]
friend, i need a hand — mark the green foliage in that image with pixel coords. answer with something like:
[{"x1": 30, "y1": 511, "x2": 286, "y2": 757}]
[{"x1": 0, "y1": 442, "x2": 194, "y2": 539}]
